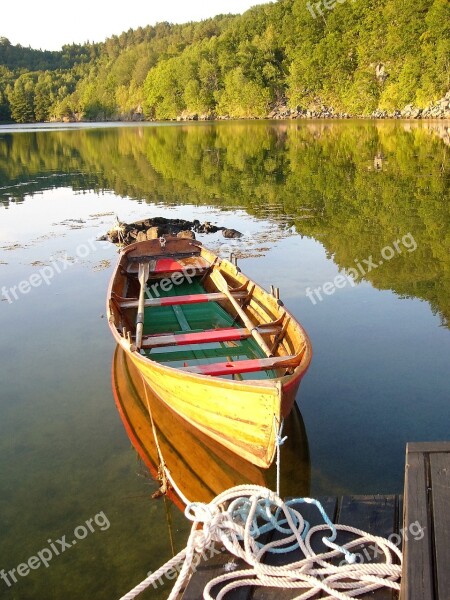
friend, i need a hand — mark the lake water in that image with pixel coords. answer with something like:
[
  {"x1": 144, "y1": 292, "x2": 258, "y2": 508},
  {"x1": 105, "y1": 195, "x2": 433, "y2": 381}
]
[{"x1": 0, "y1": 120, "x2": 449, "y2": 599}]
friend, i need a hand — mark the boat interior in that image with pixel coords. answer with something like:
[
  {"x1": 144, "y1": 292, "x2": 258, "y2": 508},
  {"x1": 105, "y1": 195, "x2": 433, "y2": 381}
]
[{"x1": 109, "y1": 238, "x2": 307, "y2": 381}]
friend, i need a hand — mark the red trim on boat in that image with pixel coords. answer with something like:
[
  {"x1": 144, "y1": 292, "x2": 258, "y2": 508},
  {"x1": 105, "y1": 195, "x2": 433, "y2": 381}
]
[
  {"x1": 184, "y1": 355, "x2": 298, "y2": 376},
  {"x1": 154, "y1": 258, "x2": 183, "y2": 273},
  {"x1": 142, "y1": 327, "x2": 249, "y2": 348},
  {"x1": 119, "y1": 291, "x2": 247, "y2": 310}
]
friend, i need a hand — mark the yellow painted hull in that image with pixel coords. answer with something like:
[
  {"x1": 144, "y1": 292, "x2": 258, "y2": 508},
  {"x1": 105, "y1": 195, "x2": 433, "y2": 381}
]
[
  {"x1": 107, "y1": 237, "x2": 312, "y2": 468},
  {"x1": 112, "y1": 346, "x2": 311, "y2": 507},
  {"x1": 127, "y1": 349, "x2": 281, "y2": 468}
]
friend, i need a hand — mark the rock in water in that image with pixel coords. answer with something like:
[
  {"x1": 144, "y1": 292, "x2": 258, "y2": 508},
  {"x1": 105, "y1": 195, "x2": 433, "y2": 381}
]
[
  {"x1": 222, "y1": 228, "x2": 243, "y2": 239},
  {"x1": 105, "y1": 216, "x2": 238, "y2": 245},
  {"x1": 147, "y1": 226, "x2": 163, "y2": 240},
  {"x1": 177, "y1": 230, "x2": 196, "y2": 239}
]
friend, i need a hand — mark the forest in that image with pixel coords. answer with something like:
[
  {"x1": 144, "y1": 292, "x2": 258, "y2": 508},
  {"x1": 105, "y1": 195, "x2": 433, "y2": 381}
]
[{"x1": 0, "y1": 0, "x2": 449, "y2": 122}]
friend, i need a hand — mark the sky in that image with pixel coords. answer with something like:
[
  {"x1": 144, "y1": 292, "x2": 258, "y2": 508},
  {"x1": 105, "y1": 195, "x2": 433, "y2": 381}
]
[{"x1": 1, "y1": 0, "x2": 270, "y2": 51}]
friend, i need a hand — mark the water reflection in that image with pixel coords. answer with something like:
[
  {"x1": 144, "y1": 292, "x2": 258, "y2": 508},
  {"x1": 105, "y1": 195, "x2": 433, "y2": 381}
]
[
  {"x1": 112, "y1": 346, "x2": 311, "y2": 507},
  {"x1": 1, "y1": 120, "x2": 448, "y2": 326},
  {"x1": 0, "y1": 120, "x2": 448, "y2": 600}
]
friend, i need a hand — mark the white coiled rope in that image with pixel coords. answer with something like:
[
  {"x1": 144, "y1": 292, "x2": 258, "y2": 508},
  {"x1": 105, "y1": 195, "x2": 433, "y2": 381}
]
[{"x1": 119, "y1": 485, "x2": 402, "y2": 600}]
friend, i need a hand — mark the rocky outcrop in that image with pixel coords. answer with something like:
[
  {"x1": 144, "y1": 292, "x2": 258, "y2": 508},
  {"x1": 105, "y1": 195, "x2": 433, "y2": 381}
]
[
  {"x1": 267, "y1": 91, "x2": 450, "y2": 120},
  {"x1": 375, "y1": 64, "x2": 388, "y2": 84},
  {"x1": 146, "y1": 226, "x2": 163, "y2": 240},
  {"x1": 177, "y1": 230, "x2": 196, "y2": 239},
  {"x1": 103, "y1": 217, "x2": 242, "y2": 246},
  {"x1": 222, "y1": 228, "x2": 243, "y2": 239},
  {"x1": 371, "y1": 91, "x2": 450, "y2": 120},
  {"x1": 371, "y1": 109, "x2": 396, "y2": 119},
  {"x1": 176, "y1": 112, "x2": 216, "y2": 122},
  {"x1": 267, "y1": 102, "x2": 350, "y2": 120},
  {"x1": 419, "y1": 92, "x2": 450, "y2": 119}
]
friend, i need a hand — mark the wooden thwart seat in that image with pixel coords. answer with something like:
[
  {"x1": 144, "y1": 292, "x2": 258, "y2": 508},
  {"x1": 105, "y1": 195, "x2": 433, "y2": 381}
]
[
  {"x1": 126, "y1": 257, "x2": 210, "y2": 275},
  {"x1": 183, "y1": 354, "x2": 302, "y2": 376},
  {"x1": 119, "y1": 291, "x2": 247, "y2": 310},
  {"x1": 141, "y1": 325, "x2": 281, "y2": 349}
]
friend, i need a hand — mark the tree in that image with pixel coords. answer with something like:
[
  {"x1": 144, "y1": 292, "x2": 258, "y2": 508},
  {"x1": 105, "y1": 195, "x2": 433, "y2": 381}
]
[
  {"x1": 34, "y1": 74, "x2": 53, "y2": 121},
  {"x1": 143, "y1": 58, "x2": 185, "y2": 119},
  {"x1": 216, "y1": 67, "x2": 271, "y2": 117},
  {"x1": 9, "y1": 75, "x2": 35, "y2": 122},
  {"x1": 0, "y1": 88, "x2": 11, "y2": 120}
]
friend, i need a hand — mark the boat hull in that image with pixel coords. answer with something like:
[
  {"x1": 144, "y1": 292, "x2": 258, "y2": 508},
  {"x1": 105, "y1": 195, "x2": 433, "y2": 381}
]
[
  {"x1": 107, "y1": 238, "x2": 312, "y2": 468},
  {"x1": 127, "y1": 349, "x2": 286, "y2": 468},
  {"x1": 112, "y1": 346, "x2": 311, "y2": 506}
]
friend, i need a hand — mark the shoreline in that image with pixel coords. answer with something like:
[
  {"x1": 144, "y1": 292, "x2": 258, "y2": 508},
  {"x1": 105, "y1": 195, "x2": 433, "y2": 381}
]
[
  {"x1": 1, "y1": 116, "x2": 449, "y2": 127},
  {"x1": 42, "y1": 90, "x2": 449, "y2": 124}
]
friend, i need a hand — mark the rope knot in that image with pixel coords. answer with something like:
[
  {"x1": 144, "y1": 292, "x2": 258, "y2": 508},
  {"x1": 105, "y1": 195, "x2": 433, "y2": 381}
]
[
  {"x1": 191, "y1": 529, "x2": 211, "y2": 554},
  {"x1": 185, "y1": 501, "x2": 221, "y2": 523},
  {"x1": 185, "y1": 502, "x2": 233, "y2": 553},
  {"x1": 276, "y1": 433, "x2": 288, "y2": 446}
]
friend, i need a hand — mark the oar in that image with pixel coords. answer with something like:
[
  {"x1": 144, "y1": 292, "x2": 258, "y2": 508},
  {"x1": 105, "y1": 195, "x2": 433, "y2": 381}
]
[
  {"x1": 212, "y1": 270, "x2": 273, "y2": 358},
  {"x1": 136, "y1": 262, "x2": 150, "y2": 350}
]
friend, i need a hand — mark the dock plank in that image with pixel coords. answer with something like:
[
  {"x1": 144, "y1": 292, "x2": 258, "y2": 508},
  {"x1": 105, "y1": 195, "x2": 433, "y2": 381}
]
[
  {"x1": 181, "y1": 442, "x2": 450, "y2": 600},
  {"x1": 401, "y1": 447, "x2": 434, "y2": 600},
  {"x1": 400, "y1": 442, "x2": 450, "y2": 599},
  {"x1": 430, "y1": 452, "x2": 450, "y2": 599},
  {"x1": 404, "y1": 441, "x2": 450, "y2": 454}
]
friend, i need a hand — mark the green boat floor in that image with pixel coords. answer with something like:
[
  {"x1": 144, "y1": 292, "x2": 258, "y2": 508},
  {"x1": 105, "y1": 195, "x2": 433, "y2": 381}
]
[{"x1": 142, "y1": 277, "x2": 275, "y2": 380}]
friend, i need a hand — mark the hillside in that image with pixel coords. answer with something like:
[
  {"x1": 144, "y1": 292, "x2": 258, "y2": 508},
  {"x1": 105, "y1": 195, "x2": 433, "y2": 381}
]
[{"x1": 0, "y1": 0, "x2": 449, "y2": 123}]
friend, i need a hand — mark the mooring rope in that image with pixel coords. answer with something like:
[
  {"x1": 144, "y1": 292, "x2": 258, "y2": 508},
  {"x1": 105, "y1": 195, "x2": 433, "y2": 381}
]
[
  {"x1": 141, "y1": 374, "x2": 169, "y2": 495},
  {"x1": 274, "y1": 415, "x2": 287, "y2": 497},
  {"x1": 118, "y1": 485, "x2": 402, "y2": 600},
  {"x1": 140, "y1": 374, "x2": 192, "y2": 506}
]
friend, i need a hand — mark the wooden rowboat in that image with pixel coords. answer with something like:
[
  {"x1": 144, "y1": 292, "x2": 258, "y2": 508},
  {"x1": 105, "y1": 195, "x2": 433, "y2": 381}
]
[
  {"x1": 111, "y1": 346, "x2": 311, "y2": 509},
  {"x1": 107, "y1": 237, "x2": 312, "y2": 468}
]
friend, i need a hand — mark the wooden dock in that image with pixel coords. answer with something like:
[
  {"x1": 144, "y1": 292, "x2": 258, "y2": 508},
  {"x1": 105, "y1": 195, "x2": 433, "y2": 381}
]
[
  {"x1": 401, "y1": 442, "x2": 450, "y2": 600},
  {"x1": 181, "y1": 442, "x2": 450, "y2": 599}
]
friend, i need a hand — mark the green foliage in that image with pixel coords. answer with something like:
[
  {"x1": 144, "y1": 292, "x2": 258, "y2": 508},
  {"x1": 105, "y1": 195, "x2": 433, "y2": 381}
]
[
  {"x1": 0, "y1": 66, "x2": 14, "y2": 120},
  {"x1": 342, "y1": 71, "x2": 380, "y2": 114},
  {"x1": 144, "y1": 58, "x2": 185, "y2": 119},
  {"x1": 216, "y1": 67, "x2": 271, "y2": 117},
  {"x1": 0, "y1": 88, "x2": 11, "y2": 120},
  {"x1": 0, "y1": 39, "x2": 98, "y2": 72},
  {"x1": 8, "y1": 74, "x2": 36, "y2": 122},
  {"x1": 183, "y1": 79, "x2": 202, "y2": 113},
  {"x1": 0, "y1": 0, "x2": 448, "y2": 122}
]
